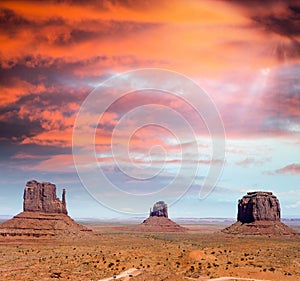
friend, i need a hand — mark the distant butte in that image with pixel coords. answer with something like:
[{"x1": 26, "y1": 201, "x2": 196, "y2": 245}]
[
  {"x1": 222, "y1": 191, "x2": 298, "y2": 236},
  {"x1": 0, "y1": 180, "x2": 94, "y2": 238},
  {"x1": 139, "y1": 201, "x2": 186, "y2": 232},
  {"x1": 150, "y1": 201, "x2": 168, "y2": 218}
]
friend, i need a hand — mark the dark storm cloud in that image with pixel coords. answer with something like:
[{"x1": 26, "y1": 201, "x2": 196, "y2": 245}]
[
  {"x1": 107, "y1": 0, "x2": 162, "y2": 10},
  {"x1": 252, "y1": 11, "x2": 300, "y2": 37},
  {"x1": 0, "y1": 82, "x2": 88, "y2": 144},
  {"x1": 290, "y1": 5, "x2": 300, "y2": 14},
  {"x1": 0, "y1": 139, "x2": 70, "y2": 160},
  {"x1": 33, "y1": 20, "x2": 159, "y2": 47},
  {"x1": 0, "y1": 55, "x2": 108, "y2": 83},
  {"x1": 55, "y1": 0, "x2": 161, "y2": 10},
  {"x1": 0, "y1": 6, "x2": 159, "y2": 46},
  {"x1": 0, "y1": 7, "x2": 64, "y2": 35},
  {"x1": 0, "y1": 115, "x2": 43, "y2": 142},
  {"x1": 229, "y1": 0, "x2": 300, "y2": 37},
  {"x1": 0, "y1": 7, "x2": 29, "y2": 28},
  {"x1": 17, "y1": 89, "x2": 85, "y2": 110},
  {"x1": 228, "y1": 0, "x2": 300, "y2": 60},
  {"x1": 51, "y1": 20, "x2": 159, "y2": 46},
  {"x1": 0, "y1": 53, "x2": 154, "y2": 90}
]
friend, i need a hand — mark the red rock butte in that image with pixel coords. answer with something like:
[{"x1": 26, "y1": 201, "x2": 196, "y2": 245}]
[
  {"x1": 139, "y1": 201, "x2": 186, "y2": 232},
  {"x1": 0, "y1": 180, "x2": 94, "y2": 238},
  {"x1": 222, "y1": 191, "x2": 298, "y2": 236},
  {"x1": 23, "y1": 180, "x2": 67, "y2": 214}
]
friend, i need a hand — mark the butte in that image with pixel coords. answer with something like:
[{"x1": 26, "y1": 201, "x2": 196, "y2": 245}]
[
  {"x1": 222, "y1": 191, "x2": 298, "y2": 236},
  {"x1": 0, "y1": 180, "x2": 94, "y2": 238},
  {"x1": 138, "y1": 201, "x2": 186, "y2": 232}
]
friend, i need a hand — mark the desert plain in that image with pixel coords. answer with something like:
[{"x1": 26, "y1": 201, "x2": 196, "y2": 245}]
[{"x1": 0, "y1": 221, "x2": 299, "y2": 281}]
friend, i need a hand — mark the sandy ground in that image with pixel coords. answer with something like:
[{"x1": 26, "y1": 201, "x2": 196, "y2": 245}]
[
  {"x1": 97, "y1": 267, "x2": 272, "y2": 281},
  {"x1": 96, "y1": 268, "x2": 144, "y2": 281},
  {"x1": 0, "y1": 222, "x2": 299, "y2": 281}
]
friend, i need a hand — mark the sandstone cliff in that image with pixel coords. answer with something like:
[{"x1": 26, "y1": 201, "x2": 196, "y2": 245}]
[
  {"x1": 0, "y1": 180, "x2": 94, "y2": 238},
  {"x1": 237, "y1": 191, "x2": 280, "y2": 223},
  {"x1": 222, "y1": 191, "x2": 297, "y2": 236},
  {"x1": 23, "y1": 180, "x2": 67, "y2": 214}
]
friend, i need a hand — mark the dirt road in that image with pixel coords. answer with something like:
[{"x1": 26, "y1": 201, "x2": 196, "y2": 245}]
[{"x1": 96, "y1": 268, "x2": 143, "y2": 281}]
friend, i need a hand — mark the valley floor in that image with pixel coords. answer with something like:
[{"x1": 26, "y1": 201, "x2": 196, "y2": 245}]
[{"x1": 0, "y1": 224, "x2": 299, "y2": 281}]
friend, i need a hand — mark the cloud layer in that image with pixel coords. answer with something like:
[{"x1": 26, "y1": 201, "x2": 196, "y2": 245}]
[{"x1": 0, "y1": 0, "x2": 299, "y2": 216}]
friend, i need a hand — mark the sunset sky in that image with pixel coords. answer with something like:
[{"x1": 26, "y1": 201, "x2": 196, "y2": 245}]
[{"x1": 0, "y1": 0, "x2": 299, "y2": 219}]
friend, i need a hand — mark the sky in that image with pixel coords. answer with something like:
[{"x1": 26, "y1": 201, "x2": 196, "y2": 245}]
[{"x1": 0, "y1": 0, "x2": 299, "y2": 219}]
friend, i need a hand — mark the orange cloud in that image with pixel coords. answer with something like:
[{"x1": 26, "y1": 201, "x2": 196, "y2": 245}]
[
  {"x1": 0, "y1": 0, "x2": 299, "y2": 150},
  {"x1": 0, "y1": 78, "x2": 46, "y2": 106},
  {"x1": 1, "y1": 0, "x2": 297, "y2": 79},
  {"x1": 21, "y1": 154, "x2": 75, "y2": 172}
]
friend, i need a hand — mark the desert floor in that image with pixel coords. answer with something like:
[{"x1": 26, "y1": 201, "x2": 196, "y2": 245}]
[{"x1": 0, "y1": 223, "x2": 299, "y2": 281}]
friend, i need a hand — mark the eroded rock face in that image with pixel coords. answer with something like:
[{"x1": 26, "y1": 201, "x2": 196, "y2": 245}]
[
  {"x1": 150, "y1": 201, "x2": 168, "y2": 218},
  {"x1": 237, "y1": 191, "x2": 280, "y2": 223},
  {"x1": 23, "y1": 180, "x2": 67, "y2": 214}
]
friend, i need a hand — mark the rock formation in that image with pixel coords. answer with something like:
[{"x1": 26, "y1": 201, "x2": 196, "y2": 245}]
[
  {"x1": 237, "y1": 191, "x2": 280, "y2": 223},
  {"x1": 222, "y1": 191, "x2": 298, "y2": 236},
  {"x1": 139, "y1": 201, "x2": 186, "y2": 232},
  {"x1": 150, "y1": 201, "x2": 168, "y2": 218},
  {"x1": 0, "y1": 180, "x2": 94, "y2": 238},
  {"x1": 24, "y1": 180, "x2": 67, "y2": 214}
]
